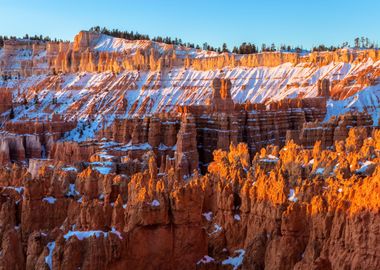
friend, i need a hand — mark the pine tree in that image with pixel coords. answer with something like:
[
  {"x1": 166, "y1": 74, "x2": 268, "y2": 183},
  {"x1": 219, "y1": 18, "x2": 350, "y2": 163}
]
[
  {"x1": 354, "y1": 37, "x2": 360, "y2": 48},
  {"x1": 222, "y1": 43, "x2": 229, "y2": 53}
]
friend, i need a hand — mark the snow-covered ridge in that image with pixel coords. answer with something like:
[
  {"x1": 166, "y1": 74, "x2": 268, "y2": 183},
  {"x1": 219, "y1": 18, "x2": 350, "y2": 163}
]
[
  {"x1": 2, "y1": 31, "x2": 380, "y2": 71},
  {"x1": 88, "y1": 32, "x2": 380, "y2": 60},
  {"x1": 0, "y1": 31, "x2": 379, "y2": 142},
  {"x1": 91, "y1": 33, "x2": 220, "y2": 58},
  {"x1": 0, "y1": 56, "x2": 377, "y2": 141},
  {"x1": 325, "y1": 84, "x2": 380, "y2": 126}
]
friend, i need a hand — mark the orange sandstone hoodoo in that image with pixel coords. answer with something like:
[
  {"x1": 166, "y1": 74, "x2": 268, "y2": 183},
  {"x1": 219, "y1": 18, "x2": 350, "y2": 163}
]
[{"x1": 0, "y1": 30, "x2": 379, "y2": 270}]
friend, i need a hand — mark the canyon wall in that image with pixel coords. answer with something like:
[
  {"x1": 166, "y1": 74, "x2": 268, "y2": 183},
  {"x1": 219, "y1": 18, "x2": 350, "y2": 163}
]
[
  {"x1": 0, "y1": 31, "x2": 379, "y2": 269},
  {"x1": 0, "y1": 129, "x2": 378, "y2": 269},
  {"x1": 2, "y1": 31, "x2": 380, "y2": 78}
]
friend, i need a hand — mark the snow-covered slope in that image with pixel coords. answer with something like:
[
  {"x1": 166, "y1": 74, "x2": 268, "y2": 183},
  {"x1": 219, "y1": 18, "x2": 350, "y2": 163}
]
[
  {"x1": 91, "y1": 33, "x2": 219, "y2": 58},
  {"x1": 0, "y1": 34, "x2": 379, "y2": 141},
  {"x1": 326, "y1": 84, "x2": 380, "y2": 125},
  {"x1": 6, "y1": 59, "x2": 378, "y2": 113},
  {"x1": 92, "y1": 34, "x2": 165, "y2": 53}
]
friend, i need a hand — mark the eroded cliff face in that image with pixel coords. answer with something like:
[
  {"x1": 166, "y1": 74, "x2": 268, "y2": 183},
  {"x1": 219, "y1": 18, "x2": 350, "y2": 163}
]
[
  {"x1": 0, "y1": 129, "x2": 378, "y2": 269},
  {"x1": 1, "y1": 31, "x2": 379, "y2": 116},
  {"x1": 0, "y1": 31, "x2": 379, "y2": 269},
  {"x1": 2, "y1": 31, "x2": 380, "y2": 76},
  {"x1": 0, "y1": 79, "x2": 377, "y2": 269}
]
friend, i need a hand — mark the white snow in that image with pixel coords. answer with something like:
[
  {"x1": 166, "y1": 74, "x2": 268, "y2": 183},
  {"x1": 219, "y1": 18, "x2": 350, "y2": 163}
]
[
  {"x1": 158, "y1": 143, "x2": 176, "y2": 151},
  {"x1": 114, "y1": 142, "x2": 152, "y2": 151},
  {"x1": 62, "y1": 166, "x2": 77, "y2": 172},
  {"x1": 97, "y1": 152, "x2": 115, "y2": 160},
  {"x1": 93, "y1": 35, "x2": 137, "y2": 52},
  {"x1": 209, "y1": 224, "x2": 223, "y2": 235},
  {"x1": 222, "y1": 249, "x2": 246, "y2": 270},
  {"x1": 3, "y1": 186, "x2": 24, "y2": 194},
  {"x1": 325, "y1": 84, "x2": 380, "y2": 126},
  {"x1": 260, "y1": 154, "x2": 279, "y2": 163},
  {"x1": 66, "y1": 184, "x2": 79, "y2": 196},
  {"x1": 64, "y1": 229, "x2": 123, "y2": 241},
  {"x1": 315, "y1": 168, "x2": 325, "y2": 175},
  {"x1": 150, "y1": 199, "x2": 160, "y2": 207},
  {"x1": 234, "y1": 214, "x2": 241, "y2": 221},
  {"x1": 288, "y1": 189, "x2": 298, "y2": 202},
  {"x1": 64, "y1": 230, "x2": 107, "y2": 241},
  {"x1": 93, "y1": 34, "x2": 163, "y2": 54},
  {"x1": 1, "y1": 38, "x2": 378, "y2": 143},
  {"x1": 202, "y1": 211, "x2": 213, "y2": 221},
  {"x1": 94, "y1": 166, "x2": 112, "y2": 175},
  {"x1": 99, "y1": 141, "x2": 119, "y2": 149},
  {"x1": 356, "y1": 161, "x2": 375, "y2": 174},
  {"x1": 111, "y1": 227, "x2": 123, "y2": 239},
  {"x1": 42, "y1": 196, "x2": 57, "y2": 204},
  {"x1": 197, "y1": 255, "x2": 215, "y2": 265},
  {"x1": 260, "y1": 158, "x2": 279, "y2": 163},
  {"x1": 44, "y1": 241, "x2": 55, "y2": 270},
  {"x1": 334, "y1": 163, "x2": 340, "y2": 171}
]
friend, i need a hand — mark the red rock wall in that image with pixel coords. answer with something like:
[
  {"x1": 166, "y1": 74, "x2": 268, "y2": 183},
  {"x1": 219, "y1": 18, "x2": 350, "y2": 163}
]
[
  {"x1": 0, "y1": 130, "x2": 379, "y2": 269},
  {"x1": 2, "y1": 31, "x2": 380, "y2": 77},
  {"x1": 0, "y1": 89, "x2": 13, "y2": 115},
  {"x1": 292, "y1": 111, "x2": 374, "y2": 149}
]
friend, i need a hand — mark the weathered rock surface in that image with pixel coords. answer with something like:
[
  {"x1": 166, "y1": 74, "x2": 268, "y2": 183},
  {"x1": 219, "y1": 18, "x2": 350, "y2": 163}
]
[
  {"x1": 0, "y1": 128, "x2": 378, "y2": 269},
  {"x1": 0, "y1": 30, "x2": 379, "y2": 270},
  {"x1": 2, "y1": 32, "x2": 380, "y2": 77}
]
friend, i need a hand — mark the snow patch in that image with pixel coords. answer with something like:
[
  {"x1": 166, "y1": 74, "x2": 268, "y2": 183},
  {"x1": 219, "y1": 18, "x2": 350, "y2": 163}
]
[
  {"x1": 3, "y1": 186, "x2": 24, "y2": 194},
  {"x1": 197, "y1": 255, "x2": 215, "y2": 265},
  {"x1": 64, "y1": 230, "x2": 107, "y2": 241},
  {"x1": 114, "y1": 142, "x2": 152, "y2": 151},
  {"x1": 325, "y1": 84, "x2": 380, "y2": 126},
  {"x1": 94, "y1": 166, "x2": 112, "y2": 175},
  {"x1": 288, "y1": 189, "x2": 298, "y2": 202},
  {"x1": 66, "y1": 184, "x2": 80, "y2": 197},
  {"x1": 222, "y1": 249, "x2": 246, "y2": 270},
  {"x1": 44, "y1": 241, "x2": 55, "y2": 270},
  {"x1": 202, "y1": 211, "x2": 213, "y2": 221},
  {"x1": 315, "y1": 168, "x2": 325, "y2": 174},
  {"x1": 64, "y1": 229, "x2": 122, "y2": 241},
  {"x1": 209, "y1": 224, "x2": 222, "y2": 235},
  {"x1": 62, "y1": 166, "x2": 77, "y2": 172},
  {"x1": 150, "y1": 199, "x2": 160, "y2": 207},
  {"x1": 42, "y1": 196, "x2": 57, "y2": 204},
  {"x1": 356, "y1": 161, "x2": 375, "y2": 174},
  {"x1": 111, "y1": 227, "x2": 123, "y2": 239}
]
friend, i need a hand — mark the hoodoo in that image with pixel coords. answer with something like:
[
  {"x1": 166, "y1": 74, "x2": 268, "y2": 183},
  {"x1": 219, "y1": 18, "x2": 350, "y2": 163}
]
[{"x1": 0, "y1": 24, "x2": 379, "y2": 270}]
